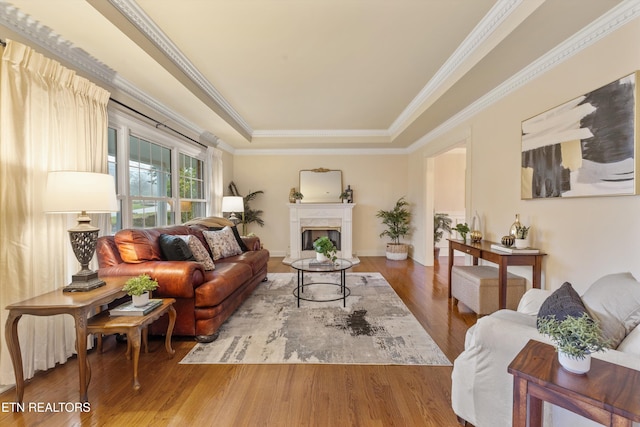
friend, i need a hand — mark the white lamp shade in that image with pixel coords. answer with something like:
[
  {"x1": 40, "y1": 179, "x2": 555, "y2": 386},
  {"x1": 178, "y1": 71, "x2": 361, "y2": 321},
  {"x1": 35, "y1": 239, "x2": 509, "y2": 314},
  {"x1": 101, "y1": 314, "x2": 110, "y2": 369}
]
[
  {"x1": 221, "y1": 196, "x2": 244, "y2": 213},
  {"x1": 44, "y1": 171, "x2": 118, "y2": 213}
]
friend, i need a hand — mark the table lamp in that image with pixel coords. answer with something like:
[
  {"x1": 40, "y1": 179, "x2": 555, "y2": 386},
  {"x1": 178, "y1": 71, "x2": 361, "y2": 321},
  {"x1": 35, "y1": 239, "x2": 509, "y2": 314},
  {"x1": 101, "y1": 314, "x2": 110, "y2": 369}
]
[
  {"x1": 221, "y1": 196, "x2": 244, "y2": 226},
  {"x1": 44, "y1": 171, "x2": 118, "y2": 292}
]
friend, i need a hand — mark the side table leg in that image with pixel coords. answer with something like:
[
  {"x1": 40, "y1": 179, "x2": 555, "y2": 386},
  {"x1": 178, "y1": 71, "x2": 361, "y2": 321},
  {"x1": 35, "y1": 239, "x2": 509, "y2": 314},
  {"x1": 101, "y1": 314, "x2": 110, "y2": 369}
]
[
  {"x1": 5, "y1": 312, "x2": 25, "y2": 403},
  {"x1": 165, "y1": 306, "x2": 176, "y2": 358},
  {"x1": 74, "y1": 311, "x2": 90, "y2": 402},
  {"x1": 512, "y1": 377, "x2": 528, "y2": 427},
  {"x1": 129, "y1": 328, "x2": 142, "y2": 391}
]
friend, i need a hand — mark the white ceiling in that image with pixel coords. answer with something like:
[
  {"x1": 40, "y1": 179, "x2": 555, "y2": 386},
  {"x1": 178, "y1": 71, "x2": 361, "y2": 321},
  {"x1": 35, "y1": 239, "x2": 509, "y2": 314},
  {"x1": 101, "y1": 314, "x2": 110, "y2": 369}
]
[{"x1": 0, "y1": 0, "x2": 632, "y2": 152}]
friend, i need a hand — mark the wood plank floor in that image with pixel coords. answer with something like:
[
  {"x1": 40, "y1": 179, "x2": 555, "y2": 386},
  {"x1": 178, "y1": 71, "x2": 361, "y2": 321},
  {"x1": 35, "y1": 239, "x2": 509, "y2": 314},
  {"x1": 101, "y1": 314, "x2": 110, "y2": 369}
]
[{"x1": 0, "y1": 256, "x2": 476, "y2": 426}]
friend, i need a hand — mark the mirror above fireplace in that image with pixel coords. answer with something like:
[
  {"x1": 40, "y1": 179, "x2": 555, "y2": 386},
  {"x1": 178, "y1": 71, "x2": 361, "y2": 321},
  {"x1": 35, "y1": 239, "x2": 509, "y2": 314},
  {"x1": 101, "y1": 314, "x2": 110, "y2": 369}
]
[{"x1": 299, "y1": 169, "x2": 342, "y2": 203}]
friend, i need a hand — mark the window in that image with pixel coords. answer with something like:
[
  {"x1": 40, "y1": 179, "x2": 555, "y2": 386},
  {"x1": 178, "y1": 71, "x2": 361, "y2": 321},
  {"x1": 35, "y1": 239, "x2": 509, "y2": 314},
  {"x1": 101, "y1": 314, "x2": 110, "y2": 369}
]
[
  {"x1": 108, "y1": 109, "x2": 209, "y2": 231},
  {"x1": 179, "y1": 153, "x2": 205, "y2": 223}
]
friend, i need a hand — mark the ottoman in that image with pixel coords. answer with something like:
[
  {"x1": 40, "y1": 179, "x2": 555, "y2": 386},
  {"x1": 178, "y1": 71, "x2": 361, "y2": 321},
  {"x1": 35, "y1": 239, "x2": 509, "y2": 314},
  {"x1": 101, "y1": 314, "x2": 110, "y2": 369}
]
[{"x1": 451, "y1": 265, "x2": 526, "y2": 316}]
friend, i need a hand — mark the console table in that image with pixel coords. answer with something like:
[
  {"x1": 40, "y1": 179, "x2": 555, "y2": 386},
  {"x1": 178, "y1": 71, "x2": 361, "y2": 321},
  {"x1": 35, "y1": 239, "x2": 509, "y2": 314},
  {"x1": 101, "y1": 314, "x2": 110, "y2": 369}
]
[
  {"x1": 448, "y1": 239, "x2": 546, "y2": 309},
  {"x1": 508, "y1": 339, "x2": 640, "y2": 426},
  {"x1": 4, "y1": 276, "x2": 130, "y2": 403}
]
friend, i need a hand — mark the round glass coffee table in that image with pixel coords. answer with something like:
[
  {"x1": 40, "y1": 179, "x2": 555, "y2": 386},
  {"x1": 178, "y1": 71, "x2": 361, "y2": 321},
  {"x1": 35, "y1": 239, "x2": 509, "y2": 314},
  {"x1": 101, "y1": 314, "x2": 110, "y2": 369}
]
[{"x1": 290, "y1": 258, "x2": 353, "y2": 307}]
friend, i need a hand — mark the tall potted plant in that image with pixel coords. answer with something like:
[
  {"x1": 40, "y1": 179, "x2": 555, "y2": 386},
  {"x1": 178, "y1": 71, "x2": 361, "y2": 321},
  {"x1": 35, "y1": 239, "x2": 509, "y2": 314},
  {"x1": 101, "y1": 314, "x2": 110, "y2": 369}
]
[
  {"x1": 228, "y1": 181, "x2": 264, "y2": 235},
  {"x1": 434, "y1": 213, "x2": 452, "y2": 259},
  {"x1": 376, "y1": 197, "x2": 411, "y2": 260}
]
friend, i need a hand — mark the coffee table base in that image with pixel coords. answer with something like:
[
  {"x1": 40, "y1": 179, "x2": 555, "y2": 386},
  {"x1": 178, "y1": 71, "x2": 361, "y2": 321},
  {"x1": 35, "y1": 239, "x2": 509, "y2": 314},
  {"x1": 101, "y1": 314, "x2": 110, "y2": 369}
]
[{"x1": 295, "y1": 270, "x2": 350, "y2": 307}]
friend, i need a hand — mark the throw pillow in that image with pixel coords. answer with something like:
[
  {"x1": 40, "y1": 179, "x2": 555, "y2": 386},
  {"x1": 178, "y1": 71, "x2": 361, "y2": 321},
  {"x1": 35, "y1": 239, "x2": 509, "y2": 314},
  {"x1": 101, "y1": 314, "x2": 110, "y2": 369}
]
[
  {"x1": 537, "y1": 282, "x2": 589, "y2": 327},
  {"x1": 177, "y1": 235, "x2": 215, "y2": 271},
  {"x1": 581, "y1": 272, "x2": 640, "y2": 348},
  {"x1": 159, "y1": 234, "x2": 196, "y2": 261},
  {"x1": 203, "y1": 227, "x2": 243, "y2": 260},
  {"x1": 208, "y1": 225, "x2": 248, "y2": 252}
]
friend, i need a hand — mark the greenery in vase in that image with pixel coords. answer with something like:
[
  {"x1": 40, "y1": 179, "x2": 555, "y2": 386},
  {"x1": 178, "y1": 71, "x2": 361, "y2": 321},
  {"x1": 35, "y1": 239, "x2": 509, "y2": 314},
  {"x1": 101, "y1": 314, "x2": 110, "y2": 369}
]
[
  {"x1": 122, "y1": 274, "x2": 159, "y2": 296},
  {"x1": 434, "y1": 213, "x2": 452, "y2": 244},
  {"x1": 453, "y1": 223, "x2": 470, "y2": 241},
  {"x1": 312, "y1": 236, "x2": 337, "y2": 262},
  {"x1": 515, "y1": 225, "x2": 530, "y2": 239},
  {"x1": 537, "y1": 312, "x2": 610, "y2": 359},
  {"x1": 292, "y1": 191, "x2": 304, "y2": 200},
  {"x1": 376, "y1": 197, "x2": 411, "y2": 245},
  {"x1": 339, "y1": 191, "x2": 350, "y2": 201}
]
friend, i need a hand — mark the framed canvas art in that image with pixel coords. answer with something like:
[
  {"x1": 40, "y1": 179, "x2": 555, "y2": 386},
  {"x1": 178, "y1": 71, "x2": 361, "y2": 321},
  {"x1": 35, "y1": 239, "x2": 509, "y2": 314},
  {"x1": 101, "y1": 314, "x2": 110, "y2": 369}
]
[{"x1": 521, "y1": 72, "x2": 638, "y2": 199}]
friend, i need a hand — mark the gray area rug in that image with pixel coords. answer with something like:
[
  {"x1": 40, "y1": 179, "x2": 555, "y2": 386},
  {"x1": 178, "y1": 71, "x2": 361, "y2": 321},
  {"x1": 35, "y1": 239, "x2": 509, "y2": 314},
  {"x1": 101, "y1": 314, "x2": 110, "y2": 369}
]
[{"x1": 180, "y1": 272, "x2": 451, "y2": 365}]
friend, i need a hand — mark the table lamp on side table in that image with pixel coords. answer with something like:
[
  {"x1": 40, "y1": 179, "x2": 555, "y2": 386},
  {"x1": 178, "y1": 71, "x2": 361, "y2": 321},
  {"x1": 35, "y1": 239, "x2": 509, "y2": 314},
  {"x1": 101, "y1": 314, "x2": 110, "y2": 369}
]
[
  {"x1": 221, "y1": 196, "x2": 244, "y2": 226},
  {"x1": 44, "y1": 171, "x2": 118, "y2": 292}
]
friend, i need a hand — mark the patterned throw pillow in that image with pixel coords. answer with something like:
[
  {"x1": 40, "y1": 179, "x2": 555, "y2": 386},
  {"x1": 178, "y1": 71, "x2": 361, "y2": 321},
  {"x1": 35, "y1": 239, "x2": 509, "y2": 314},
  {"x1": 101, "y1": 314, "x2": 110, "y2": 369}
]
[
  {"x1": 537, "y1": 282, "x2": 589, "y2": 326},
  {"x1": 203, "y1": 227, "x2": 243, "y2": 260},
  {"x1": 177, "y1": 235, "x2": 215, "y2": 270}
]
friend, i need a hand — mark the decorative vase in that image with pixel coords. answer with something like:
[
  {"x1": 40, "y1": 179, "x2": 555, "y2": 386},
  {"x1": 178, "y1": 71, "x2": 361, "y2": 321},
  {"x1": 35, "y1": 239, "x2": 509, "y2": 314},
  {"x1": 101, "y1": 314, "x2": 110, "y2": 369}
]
[
  {"x1": 316, "y1": 252, "x2": 328, "y2": 262},
  {"x1": 132, "y1": 292, "x2": 150, "y2": 307},
  {"x1": 514, "y1": 238, "x2": 529, "y2": 249},
  {"x1": 510, "y1": 214, "x2": 521, "y2": 237},
  {"x1": 558, "y1": 351, "x2": 591, "y2": 374},
  {"x1": 288, "y1": 188, "x2": 296, "y2": 203}
]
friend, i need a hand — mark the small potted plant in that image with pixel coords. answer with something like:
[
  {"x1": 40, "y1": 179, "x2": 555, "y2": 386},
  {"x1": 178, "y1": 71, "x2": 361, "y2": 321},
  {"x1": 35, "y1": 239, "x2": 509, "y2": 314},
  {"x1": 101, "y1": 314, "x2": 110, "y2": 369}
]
[
  {"x1": 537, "y1": 312, "x2": 610, "y2": 374},
  {"x1": 339, "y1": 191, "x2": 350, "y2": 203},
  {"x1": 292, "y1": 191, "x2": 304, "y2": 203},
  {"x1": 122, "y1": 274, "x2": 159, "y2": 307},
  {"x1": 376, "y1": 197, "x2": 411, "y2": 260},
  {"x1": 434, "y1": 213, "x2": 452, "y2": 259},
  {"x1": 453, "y1": 222, "x2": 470, "y2": 242},
  {"x1": 312, "y1": 236, "x2": 337, "y2": 263},
  {"x1": 514, "y1": 224, "x2": 530, "y2": 248}
]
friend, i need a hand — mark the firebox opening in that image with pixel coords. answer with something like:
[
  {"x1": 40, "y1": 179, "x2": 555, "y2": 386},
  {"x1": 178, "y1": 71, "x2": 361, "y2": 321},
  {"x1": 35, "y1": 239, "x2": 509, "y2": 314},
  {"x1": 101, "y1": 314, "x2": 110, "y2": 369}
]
[{"x1": 301, "y1": 228, "x2": 341, "y2": 251}]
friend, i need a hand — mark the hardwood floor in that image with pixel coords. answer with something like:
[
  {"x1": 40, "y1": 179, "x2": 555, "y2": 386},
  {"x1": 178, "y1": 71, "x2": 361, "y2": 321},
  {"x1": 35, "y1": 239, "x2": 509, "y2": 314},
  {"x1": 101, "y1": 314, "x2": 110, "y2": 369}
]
[{"x1": 0, "y1": 256, "x2": 476, "y2": 426}]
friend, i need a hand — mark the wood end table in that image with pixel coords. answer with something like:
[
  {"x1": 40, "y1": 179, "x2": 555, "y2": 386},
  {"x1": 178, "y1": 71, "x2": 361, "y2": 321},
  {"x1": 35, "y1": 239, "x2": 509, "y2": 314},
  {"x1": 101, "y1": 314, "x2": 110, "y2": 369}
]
[{"x1": 508, "y1": 339, "x2": 640, "y2": 427}]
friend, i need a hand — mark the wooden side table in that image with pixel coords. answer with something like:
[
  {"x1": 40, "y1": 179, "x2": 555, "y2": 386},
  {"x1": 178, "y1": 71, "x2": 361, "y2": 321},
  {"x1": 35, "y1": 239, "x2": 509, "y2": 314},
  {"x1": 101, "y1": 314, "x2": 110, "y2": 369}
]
[
  {"x1": 5, "y1": 276, "x2": 130, "y2": 403},
  {"x1": 508, "y1": 340, "x2": 640, "y2": 427},
  {"x1": 87, "y1": 298, "x2": 176, "y2": 391}
]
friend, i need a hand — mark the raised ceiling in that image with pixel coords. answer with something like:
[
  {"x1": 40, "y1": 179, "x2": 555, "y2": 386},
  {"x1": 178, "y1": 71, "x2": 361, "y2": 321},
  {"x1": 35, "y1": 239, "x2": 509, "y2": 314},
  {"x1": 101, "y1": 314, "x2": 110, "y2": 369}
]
[{"x1": 0, "y1": 0, "x2": 633, "y2": 152}]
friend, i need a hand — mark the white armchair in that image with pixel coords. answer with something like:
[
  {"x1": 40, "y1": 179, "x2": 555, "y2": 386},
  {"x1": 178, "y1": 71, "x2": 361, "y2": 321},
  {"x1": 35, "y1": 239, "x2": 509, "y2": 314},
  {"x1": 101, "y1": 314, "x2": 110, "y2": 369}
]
[{"x1": 451, "y1": 273, "x2": 640, "y2": 427}]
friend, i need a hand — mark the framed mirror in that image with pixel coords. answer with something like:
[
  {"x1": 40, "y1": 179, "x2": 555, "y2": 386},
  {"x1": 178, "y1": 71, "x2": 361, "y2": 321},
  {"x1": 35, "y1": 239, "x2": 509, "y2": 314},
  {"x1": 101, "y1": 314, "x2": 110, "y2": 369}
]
[{"x1": 299, "y1": 169, "x2": 342, "y2": 203}]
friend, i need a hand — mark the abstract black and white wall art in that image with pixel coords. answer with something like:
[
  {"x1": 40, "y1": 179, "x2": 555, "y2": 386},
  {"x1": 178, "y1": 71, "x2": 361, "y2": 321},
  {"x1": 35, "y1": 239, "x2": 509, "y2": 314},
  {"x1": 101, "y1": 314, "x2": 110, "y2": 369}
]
[{"x1": 521, "y1": 72, "x2": 638, "y2": 199}]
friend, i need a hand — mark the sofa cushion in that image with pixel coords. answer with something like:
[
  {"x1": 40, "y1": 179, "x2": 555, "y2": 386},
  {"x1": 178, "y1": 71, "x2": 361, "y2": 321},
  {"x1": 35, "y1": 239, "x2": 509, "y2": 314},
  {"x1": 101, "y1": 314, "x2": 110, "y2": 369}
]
[
  {"x1": 195, "y1": 262, "x2": 253, "y2": 307},
  {"x1": 617, "y1": 326, "x2": 640, "y2": 356},
  {"x1": 208, "y1": 225, "x2": 248, "y2": 252},
  {"x1": 216, "y1": 249, "x2": 270, "y2": 275},
  {"x1": 159, "y1": 234, "x2": 196, "y2": 261},
  {"x1": 203, "y1": 227, "x2": 243, "y2": 260},
  {"x1": 537, "y1": 282, "x2": 588, "y2": 326},
  {"x1": 581, "y1": 272, "x2": 640, "y2": 348},
  {"x1": 114, "y1": 226, "x2": 192, "y2": 263},
  {"x1": 177, "y1": 235, "x2": 215, "y2": 271}
]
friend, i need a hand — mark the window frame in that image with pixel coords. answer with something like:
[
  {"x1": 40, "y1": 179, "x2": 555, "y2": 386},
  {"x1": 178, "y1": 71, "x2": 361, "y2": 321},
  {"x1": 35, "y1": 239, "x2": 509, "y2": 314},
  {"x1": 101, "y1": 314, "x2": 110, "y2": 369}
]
[{"x1": 108, "y1": 109, "x2": 208, "y2": 230}]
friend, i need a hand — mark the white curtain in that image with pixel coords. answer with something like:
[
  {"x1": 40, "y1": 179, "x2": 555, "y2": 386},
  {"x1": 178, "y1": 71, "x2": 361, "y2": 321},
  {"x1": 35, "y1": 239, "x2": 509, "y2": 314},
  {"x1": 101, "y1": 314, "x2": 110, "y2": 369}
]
[
  {"x1": 0, "y1": 40, "x2": 111, "y2": 386},
  {"x1": 206, "y1": 146, "x2": 224, "y2": 216}
]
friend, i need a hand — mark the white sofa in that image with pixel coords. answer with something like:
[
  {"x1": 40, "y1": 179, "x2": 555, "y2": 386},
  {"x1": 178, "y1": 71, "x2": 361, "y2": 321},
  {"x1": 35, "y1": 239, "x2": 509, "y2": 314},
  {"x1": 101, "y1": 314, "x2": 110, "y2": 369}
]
[{"x1": 451, "y1": 272, "x2": 640, "y2": 427}]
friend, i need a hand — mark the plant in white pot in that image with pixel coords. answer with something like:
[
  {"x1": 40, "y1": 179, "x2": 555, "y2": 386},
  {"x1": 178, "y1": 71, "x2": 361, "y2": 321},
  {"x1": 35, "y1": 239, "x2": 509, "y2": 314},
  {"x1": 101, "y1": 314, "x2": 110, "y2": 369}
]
[
  {"x1": 514, "y1": 224, "x2": 530, "y2": 248},
  {"x1": 537, "y1": 312, "x2": 610, "y2": 374},
  {"x1": 376, "y1": 197, "x2": 411, "y2": 260},
  {"x1": 122, "y1": 274, "x2": 159, "y2": 307},
  {"x1": 312, "y1": 236, "x2": 337, "y2": 263}
]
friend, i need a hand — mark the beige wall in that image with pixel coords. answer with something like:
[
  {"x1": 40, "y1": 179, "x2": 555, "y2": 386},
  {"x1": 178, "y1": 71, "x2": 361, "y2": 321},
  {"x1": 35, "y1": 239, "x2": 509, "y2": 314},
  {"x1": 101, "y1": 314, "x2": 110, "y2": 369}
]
[
  {"x1": 231, "y1": 154, "x2": 408, "y2": 257},
  {"x1": 409, "y1": 19, "x2": 640, "y2": 292}
]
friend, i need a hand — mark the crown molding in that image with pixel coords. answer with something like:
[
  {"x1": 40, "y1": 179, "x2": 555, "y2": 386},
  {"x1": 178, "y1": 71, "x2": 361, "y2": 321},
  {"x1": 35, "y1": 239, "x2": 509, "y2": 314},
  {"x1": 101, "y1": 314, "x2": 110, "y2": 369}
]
[
  {"x1": 107, "y1": 0, "x2": 253, "y2": 138},
  {"x1": 407, "y1": 0, "x2": 640, "y2": 153}
]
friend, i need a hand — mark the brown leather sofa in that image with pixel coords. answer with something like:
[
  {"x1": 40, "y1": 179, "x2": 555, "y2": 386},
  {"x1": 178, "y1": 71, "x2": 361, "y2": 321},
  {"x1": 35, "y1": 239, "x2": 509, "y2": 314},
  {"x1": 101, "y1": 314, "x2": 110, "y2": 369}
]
[{"x1": 96, "y1": 219, "x2": 269, "y2": 342}]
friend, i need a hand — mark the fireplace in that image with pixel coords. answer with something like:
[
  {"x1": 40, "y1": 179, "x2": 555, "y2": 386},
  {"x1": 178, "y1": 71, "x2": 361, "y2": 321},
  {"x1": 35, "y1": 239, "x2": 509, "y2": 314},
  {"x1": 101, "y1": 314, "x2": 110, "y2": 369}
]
[{"x1": 283, "y1": 203, "x2": 359, "y2": 264}]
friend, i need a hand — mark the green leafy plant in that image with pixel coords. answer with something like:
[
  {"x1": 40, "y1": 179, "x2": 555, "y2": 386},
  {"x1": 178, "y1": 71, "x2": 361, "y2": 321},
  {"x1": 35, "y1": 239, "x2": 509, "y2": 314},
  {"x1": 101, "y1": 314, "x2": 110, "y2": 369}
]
[
  {"x1": 376, "y1": 197, "x2": 411, "y2": 244},
  {"x1": 122, "y1": 274, "x2": 159, "y2": 296},
  {"x1": 434, "y1": 213, "x2": 452, "y2": 244},
  {"x1": 515, "y1": 225, "x2": 530, "y2": 239},
  {"x1": 292, "y1": 191, "x2": 304, "y2": 200},
  {"x1": 453, "y1": 223, "x2": 470, "y2": 241},
  {"x1": 228, "y1": 181, "x2": 265, "y2": 235},
  {"x1": 339, "y1": 191, "x2": 350, "y2": 201},
  {"x1": 312, "y1": 236, "x2": 337, "y2": 262},
  {"x1": 537, "y1": 313, "x2": 610, "y2": 359}
]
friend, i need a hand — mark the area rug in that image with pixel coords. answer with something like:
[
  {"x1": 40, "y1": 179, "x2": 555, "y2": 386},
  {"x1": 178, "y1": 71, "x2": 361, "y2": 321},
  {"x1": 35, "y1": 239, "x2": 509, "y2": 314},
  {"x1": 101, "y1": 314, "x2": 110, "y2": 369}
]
[{"x1": 180, "y1": 272, "x2": 451, "y2": 365}]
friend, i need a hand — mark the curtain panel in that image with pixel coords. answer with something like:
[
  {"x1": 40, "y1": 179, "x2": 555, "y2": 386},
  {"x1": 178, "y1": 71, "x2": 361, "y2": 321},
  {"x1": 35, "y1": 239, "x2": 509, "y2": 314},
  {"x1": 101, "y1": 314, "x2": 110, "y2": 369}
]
[{"x1": 0, "y1": 40, "x2": 111, "y2": 386}]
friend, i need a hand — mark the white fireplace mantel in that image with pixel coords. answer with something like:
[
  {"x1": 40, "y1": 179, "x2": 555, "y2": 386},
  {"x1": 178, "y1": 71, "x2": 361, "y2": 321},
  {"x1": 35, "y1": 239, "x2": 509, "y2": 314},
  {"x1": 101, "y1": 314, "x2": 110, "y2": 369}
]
[{"x1": 283, "y1": 203, "x2": 359, "y2": 265}]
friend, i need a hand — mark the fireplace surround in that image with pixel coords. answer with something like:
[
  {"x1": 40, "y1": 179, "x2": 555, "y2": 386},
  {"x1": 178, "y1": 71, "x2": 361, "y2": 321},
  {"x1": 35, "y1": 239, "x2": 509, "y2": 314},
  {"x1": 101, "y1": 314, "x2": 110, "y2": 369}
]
[{"x1": 283, "y1": 203, "x2": 359, "y2": 264}]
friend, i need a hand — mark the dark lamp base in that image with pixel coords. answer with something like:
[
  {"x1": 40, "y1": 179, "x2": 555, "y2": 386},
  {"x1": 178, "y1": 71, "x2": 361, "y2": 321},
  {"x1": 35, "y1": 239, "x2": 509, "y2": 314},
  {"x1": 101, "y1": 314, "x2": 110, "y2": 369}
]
[{"x1": 63, "y1": 270, "x2": 106, "y2": 292}]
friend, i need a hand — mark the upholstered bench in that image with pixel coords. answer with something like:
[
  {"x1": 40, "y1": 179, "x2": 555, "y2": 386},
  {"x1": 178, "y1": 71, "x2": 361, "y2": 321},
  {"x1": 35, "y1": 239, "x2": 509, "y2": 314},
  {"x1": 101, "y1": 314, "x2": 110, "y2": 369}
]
[{"x1": 451, "y1": 265, "x2": 526, "y2": 316}]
